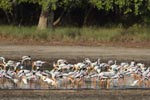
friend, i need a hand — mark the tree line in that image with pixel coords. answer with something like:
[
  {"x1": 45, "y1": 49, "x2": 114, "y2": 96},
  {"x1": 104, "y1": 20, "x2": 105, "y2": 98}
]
[{"x1": 0, "y1": 0, "x2": 150, "y2": 30}]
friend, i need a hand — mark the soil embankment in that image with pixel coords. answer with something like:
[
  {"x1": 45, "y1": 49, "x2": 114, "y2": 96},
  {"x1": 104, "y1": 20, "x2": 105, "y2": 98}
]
[
  {"x1": 0, "y1": 45, "x2": 150, "y2": 62},
  {"x1": 0, "y1": 89, "x2": 150, "y2": 100}
]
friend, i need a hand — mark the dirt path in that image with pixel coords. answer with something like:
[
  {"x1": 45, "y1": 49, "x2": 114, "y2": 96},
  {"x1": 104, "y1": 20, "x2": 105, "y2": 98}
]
[{"x1": 0, "y1": 45, "x2": 150, "y2": 62}]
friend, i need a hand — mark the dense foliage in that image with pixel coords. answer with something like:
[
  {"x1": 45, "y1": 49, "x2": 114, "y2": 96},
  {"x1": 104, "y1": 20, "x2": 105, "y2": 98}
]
[{"x1": 0, "y1": 0, "x2": 150, "y2": 28}]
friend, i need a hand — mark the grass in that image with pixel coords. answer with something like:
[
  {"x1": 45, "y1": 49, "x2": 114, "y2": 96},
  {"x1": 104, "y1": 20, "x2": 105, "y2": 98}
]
[{"x1": 0, "y1": 25, "x2": 150, "y2": 43}]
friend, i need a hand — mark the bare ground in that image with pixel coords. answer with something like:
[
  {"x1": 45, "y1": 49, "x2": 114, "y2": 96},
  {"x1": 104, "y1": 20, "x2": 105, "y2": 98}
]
[
  {"x1": 0, "y1": 89, "x2": 150, "y2": 100},
  {"x1": 0, "y1": 45, "x2": 150, "y2": 62}
]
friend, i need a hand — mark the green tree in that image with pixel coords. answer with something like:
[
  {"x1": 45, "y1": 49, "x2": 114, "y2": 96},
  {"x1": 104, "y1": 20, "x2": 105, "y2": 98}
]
[
  {"x1": 0, "y1": 0, "x2": 12, "y2": 11},
  {"x1": 1, "y1": 0, "x2": 150, "y2": 27},
  {"x1": 0, "y1": 0, "x2": 13, "y2": 24},
  {"x1": 90, "y1": 0, "x2": 150, "y2": 15},
  {"x1": 35, "y1": 0, "x2": 57, "y2": 29},
  {"x1": 36, "y1": 0, "x2": 82, "y2": 29},
  {"x1": 7, "y1": 0, "x2": 57, "y2": 29}
]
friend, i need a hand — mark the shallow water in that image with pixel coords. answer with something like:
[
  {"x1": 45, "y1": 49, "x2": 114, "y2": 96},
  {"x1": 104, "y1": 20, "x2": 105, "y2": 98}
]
[{"x1": 1, "y1": 58, "x2": 150, "y2": 89}]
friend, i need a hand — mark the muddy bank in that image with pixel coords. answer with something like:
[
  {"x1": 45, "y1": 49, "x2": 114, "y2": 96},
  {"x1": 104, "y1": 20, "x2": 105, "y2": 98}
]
[
  {"x1": 0, "y1": 89, "x2": 150, "y2": 100},
  {"x1": 0, "y1": 45, "x2": 150, "y2": 64},
  {"x1": 0, "y1": 45, "x2": 150, "y2": 60}
]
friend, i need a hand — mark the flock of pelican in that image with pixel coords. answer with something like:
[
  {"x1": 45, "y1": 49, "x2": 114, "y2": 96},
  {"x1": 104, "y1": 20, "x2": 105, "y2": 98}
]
[{"x1": 0, "y1": 56, "x2": 150, "y2": 89}]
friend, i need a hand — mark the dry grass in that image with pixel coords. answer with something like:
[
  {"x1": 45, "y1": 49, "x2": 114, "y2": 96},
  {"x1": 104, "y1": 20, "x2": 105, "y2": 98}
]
[{"x1": 0, "y1": 25, "x2": 149, "y2": 44}]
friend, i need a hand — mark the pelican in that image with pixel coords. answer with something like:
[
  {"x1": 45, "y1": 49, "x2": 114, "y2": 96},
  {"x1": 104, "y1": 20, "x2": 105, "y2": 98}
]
[
  {"x1": 0, "y1": 57, "x2": 6, "y2": 64},
  {"x1": 21, "y1": 56, "x2": 32, "y2": 70},
  {"x1": 21, "y1": 56, "x2": 31, "y2": 64},
  {"x1": 32, "y1": 60, "x2": 45, "y2": 70},
  {"x1": 0, "y1": 57, "x2": 6, "y2": 69}
]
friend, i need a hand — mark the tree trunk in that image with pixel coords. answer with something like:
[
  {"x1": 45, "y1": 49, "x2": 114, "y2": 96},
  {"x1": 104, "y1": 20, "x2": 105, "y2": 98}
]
[
  {"x1": 83, "y1": 6, "x2": 93, "y2": 26},
  {"x1": 18, "y1": 4, "x2": 23, "y2": 27},
  {"x1": 53, "y1": 10, "x2": 65, "y2": 26},
  {"x1": 48, "y1": 10, "x2": 54, "y2": 29},
  {"x1": 12, "y1": 0, "x2": 18, "y2": 25},
  {"x1": 4, "y1": 11, "x2": 11, "y2": 24},
  {"x1": 38, "y1": 9, "x2": 49, "y2": 30}
]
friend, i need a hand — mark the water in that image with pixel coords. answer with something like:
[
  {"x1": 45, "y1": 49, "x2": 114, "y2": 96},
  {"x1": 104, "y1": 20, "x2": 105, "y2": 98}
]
[{"x1": 0, "y1": 58, "x2": 150, "y2": 89}]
